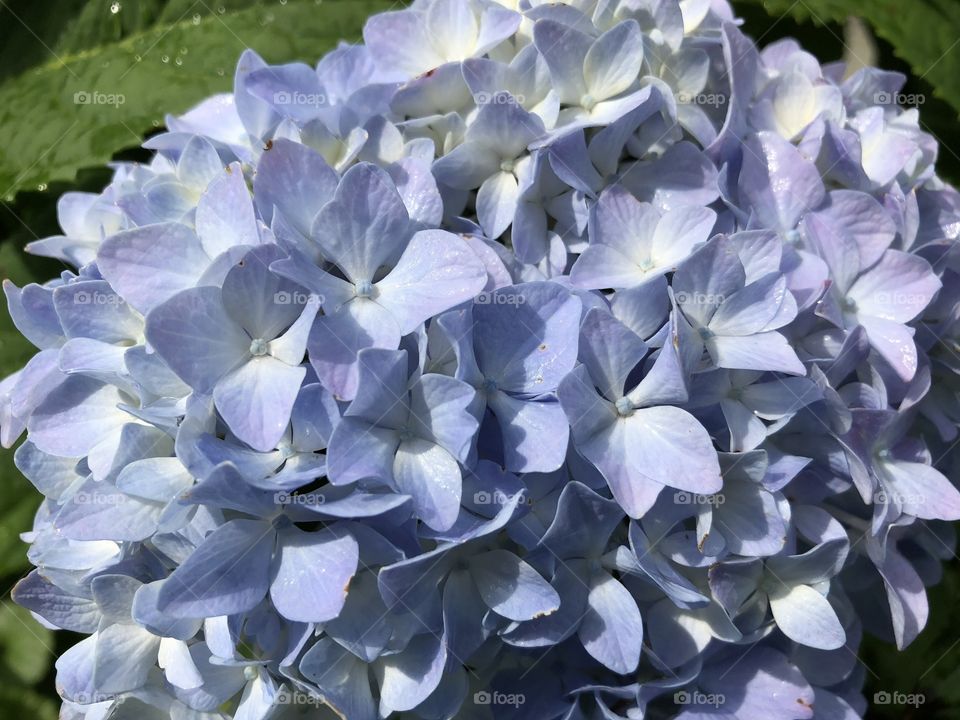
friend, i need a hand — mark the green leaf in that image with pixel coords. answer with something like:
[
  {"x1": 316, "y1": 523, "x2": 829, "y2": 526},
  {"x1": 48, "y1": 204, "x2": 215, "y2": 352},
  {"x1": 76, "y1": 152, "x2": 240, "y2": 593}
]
[
  {"x1": 861, "y1": 565, "x2": 960, "y2": 718},
  {"x1": 0, "y1": 685, "x2": 58, "y2": 720},
  {"x1": 736, "y1": 0, "x2": 960, "y2": 117},
  {"x1": 0, "y1": 0, "x2": 90, "y2": 83},
  {"x1": 0, "y1": 601, "x2": 55, "y2": 685},
  {"x1": 0, "y1": 0, "x2": 393, "y2": 201},
  {"x1": 53, "y1": 1, "x2": 276, "y2": 55}
]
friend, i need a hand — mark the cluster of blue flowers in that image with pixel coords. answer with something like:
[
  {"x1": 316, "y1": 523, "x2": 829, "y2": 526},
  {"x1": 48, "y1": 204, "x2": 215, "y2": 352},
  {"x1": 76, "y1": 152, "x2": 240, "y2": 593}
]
[{"x1": 3, "y1": 0, "x2": 960, "y2": 718}]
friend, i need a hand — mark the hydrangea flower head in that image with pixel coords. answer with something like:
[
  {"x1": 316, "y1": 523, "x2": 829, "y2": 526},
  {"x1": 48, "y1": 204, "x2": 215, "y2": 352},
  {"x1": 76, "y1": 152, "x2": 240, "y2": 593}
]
[{"x1": 4, "y1": 1, "x2": 960, "y2": 718}]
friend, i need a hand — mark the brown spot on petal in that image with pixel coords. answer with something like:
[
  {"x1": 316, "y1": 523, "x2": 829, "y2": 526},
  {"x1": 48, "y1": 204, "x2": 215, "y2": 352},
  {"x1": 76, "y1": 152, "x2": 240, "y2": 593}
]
[{"x1": 264, "y1": 139, "x2": 274, "y2": 151}]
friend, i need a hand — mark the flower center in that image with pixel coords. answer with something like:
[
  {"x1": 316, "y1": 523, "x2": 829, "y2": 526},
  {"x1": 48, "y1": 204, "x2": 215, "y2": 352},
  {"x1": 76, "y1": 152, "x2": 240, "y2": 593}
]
[
  {"x1": 249, "y1": 338, "x2": 269, "y2": 356},
  {"x1": 500, "y1": 158, "x2": 516, "y2": 174},
  {"x1": 355, "y1": 280, "x2": 375, "y2": 299},
  {"x1": 841, "y1": 296, "x2": 858, "y2": 313},
  {"x1": 580, "y1": 93, "x2": 597, "y2": 111},
  {"x1": 483, "y1": 377, "x2": 498, "y2": 394},
  {"x1": 698, "y1": 326, "x2": 714, "y2": 341},
  {"x1": 615, "y1": 397, "x2": 635, "y2": 417}
]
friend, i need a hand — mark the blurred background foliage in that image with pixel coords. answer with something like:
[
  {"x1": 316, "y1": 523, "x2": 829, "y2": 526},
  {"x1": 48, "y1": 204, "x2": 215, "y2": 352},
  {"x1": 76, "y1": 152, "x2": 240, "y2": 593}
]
[{"x1": 0, "y1": 1, "x2": 957, "y2": 717}]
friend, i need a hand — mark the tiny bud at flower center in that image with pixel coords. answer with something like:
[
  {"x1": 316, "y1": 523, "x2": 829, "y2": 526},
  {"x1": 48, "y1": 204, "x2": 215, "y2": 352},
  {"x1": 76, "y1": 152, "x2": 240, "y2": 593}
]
[{"x1": 355, "y1": 280, "x2": 375, "y2": 299}]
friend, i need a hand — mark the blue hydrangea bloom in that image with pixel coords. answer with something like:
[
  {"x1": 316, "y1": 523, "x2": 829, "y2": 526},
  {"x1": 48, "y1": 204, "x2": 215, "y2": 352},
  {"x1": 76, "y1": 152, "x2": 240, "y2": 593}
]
[{"x1": 3, "y1": 1, "x2": 960, "y2": 718}]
